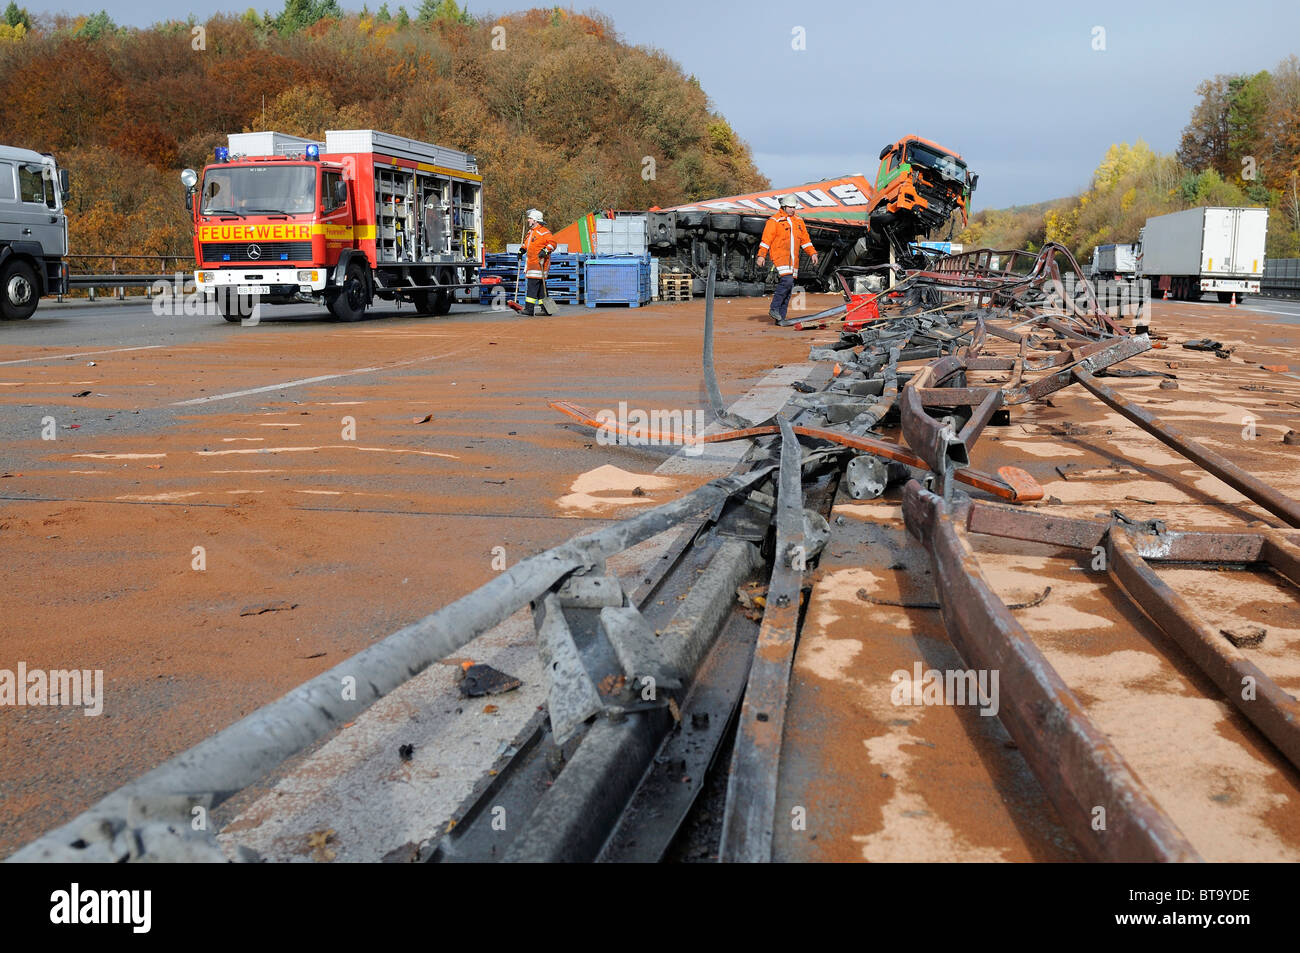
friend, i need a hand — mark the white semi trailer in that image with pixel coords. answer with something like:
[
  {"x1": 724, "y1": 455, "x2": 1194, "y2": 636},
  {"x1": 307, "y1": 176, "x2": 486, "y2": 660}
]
[{"x1": 1138, "y1": 206, "x2": 1267, "y2": 302}]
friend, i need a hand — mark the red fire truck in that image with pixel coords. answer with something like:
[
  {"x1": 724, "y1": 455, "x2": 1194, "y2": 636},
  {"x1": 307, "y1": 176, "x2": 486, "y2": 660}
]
[{"x1": 181, "y1": 130, "x2": 484, "y2": 322}]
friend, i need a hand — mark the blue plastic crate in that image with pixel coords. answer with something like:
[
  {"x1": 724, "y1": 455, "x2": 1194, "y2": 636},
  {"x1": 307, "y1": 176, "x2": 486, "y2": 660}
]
[{"x1": 584, "y1": 255, "x2": 650, "y2": 307}]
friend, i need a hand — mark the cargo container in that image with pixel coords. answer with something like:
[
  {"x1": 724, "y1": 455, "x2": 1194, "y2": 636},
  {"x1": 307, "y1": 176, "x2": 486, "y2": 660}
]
[
  {"x1": 1138, "y1": 207, "x2": 1267, "y2": 302},
  {"x1": 595, "y1": 215, "x2": 648, "y2": 256}
]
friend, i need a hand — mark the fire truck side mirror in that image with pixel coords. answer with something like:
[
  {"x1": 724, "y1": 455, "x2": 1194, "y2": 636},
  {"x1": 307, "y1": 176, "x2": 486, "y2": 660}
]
[
  {"x1": 58, "y1": 169, "x2": 70, "y2": 204},
  {"x1": 334, "y1": 179, "x2": 348, "y2": 206},
  {"x1": 879, "y1": 144, "x2": 892, "y2": 161},
  {"x1": 968, "y1": 172, "x2": 979, "y2": 191}
]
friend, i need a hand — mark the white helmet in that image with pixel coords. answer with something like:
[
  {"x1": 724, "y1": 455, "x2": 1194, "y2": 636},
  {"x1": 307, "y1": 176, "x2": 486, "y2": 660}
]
[
  {"x1": 778, "y1": 195, "x2": 798, "y2": 210},
  {"x1": 527, "y1": 208, "x2": 544, "y2": 223}
]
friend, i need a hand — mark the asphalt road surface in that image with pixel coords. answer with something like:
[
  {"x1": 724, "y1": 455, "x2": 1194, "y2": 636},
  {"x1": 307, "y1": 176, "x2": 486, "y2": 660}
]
[{"x1": 0, "y1": 290, "x2": 811, "y2": 856}]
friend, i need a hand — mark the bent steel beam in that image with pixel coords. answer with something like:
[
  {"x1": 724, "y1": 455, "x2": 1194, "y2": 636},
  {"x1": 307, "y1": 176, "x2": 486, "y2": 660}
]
[
  {"x1": 720, "y1": 416, "x2": 807, "y2": 863},
  {"x1": 1105, "y1": 531, "x2": 1300, "y2": 772},
  {"x1": 948, "y1": 498, "x2": 1300, "y2": 773},
  {"x1": 547, "y1": 401, "x2": 1043, "y2": 503}
]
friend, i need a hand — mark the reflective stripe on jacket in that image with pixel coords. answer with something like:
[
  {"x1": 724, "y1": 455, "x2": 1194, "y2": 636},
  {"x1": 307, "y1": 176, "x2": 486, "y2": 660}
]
[
  {"x1": 523, "y1": 224, "x2": 557, "y2": 278},
  {"x1": 757, "y1": 212, "x2": 815, "y2": 276}
]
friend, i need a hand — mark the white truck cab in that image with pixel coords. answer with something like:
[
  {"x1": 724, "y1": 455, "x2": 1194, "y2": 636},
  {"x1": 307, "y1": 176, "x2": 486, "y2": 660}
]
[{"x1": 0, "y1": 144, "x2": 70, "y2": 319}]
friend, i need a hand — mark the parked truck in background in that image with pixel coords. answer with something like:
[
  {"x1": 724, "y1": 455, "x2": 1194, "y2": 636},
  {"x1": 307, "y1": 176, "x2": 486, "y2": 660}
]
[
  {"x1": 0, "y1": 144, "x2": 70, "y2": 320},
  {"x1": 183, "y1": 130, "x2": 483, "y2": 322},
  {"x1": 1138, "y1": 207, "x2": 1267, "y2": 302},
  {"x1": 1089, "y1": 242, "x2": 1138, "y2": 281}
]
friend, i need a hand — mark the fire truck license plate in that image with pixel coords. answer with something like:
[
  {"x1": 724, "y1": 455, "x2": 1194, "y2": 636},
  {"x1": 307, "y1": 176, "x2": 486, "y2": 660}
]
[{"x1": 237, "y1": 285, "x2": 271, "y2": 296}]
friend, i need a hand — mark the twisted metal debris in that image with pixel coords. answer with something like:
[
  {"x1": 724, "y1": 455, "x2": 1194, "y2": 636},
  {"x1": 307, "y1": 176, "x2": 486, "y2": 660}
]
[{"x1": 15, "y1": 243, "x2": 1300, "y2": 864}]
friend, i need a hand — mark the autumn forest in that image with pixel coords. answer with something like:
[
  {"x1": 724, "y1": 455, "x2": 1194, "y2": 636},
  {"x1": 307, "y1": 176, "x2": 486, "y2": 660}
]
[
  {"x1": 0, "y1": 1, "x2": 769, "y2": 260},
  {"x1": 2, "y1": 3, "x2": 1298, "y2": 267}
]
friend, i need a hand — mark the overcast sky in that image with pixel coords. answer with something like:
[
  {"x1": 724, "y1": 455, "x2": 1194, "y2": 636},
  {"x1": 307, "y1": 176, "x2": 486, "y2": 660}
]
[{"x1": 21, "y1": 0, "x2": 1300, "y2": 210}]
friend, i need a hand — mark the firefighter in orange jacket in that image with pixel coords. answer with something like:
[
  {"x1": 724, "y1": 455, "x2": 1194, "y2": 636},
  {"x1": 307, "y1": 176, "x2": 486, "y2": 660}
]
[
  {"x1": 756, "y1": 196, "x2": 817, "y2": 321},
  {"x1": 520, "y1": 209, "x2": 557, "y2": 316}
]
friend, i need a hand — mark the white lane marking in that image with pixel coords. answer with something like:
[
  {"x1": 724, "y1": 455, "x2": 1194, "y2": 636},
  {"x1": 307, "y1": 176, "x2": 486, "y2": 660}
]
[
  {"x1": 72, "y1": 452, "x2": 166, "y2": 459},
  {"x1": 171, "y1": 344, "x2": 476, "y2": 406},
  {"x1": 0, "y1": 345, "x2": 164, "y2": 366},
  {"x1": 195, "y1": 445, "x2": 458, "y2": 459}
]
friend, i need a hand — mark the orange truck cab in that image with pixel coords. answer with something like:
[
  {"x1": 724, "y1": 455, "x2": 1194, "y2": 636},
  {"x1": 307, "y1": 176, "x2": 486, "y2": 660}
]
[
  {"x1": 183, "y1": 130, "x2": 483, "y2": 322},
  {"x1": 869, "y1": 135, "x2": 977, "y2": 267}
]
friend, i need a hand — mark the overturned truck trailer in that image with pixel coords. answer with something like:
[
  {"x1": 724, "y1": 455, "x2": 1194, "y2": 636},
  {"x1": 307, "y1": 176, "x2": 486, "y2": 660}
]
[
  {"x1": 643, "y1": 135, "x2": 977, "y2": 295},
  {"x1": 648, "y1": 175, "x2": 876, "y2": 295}
]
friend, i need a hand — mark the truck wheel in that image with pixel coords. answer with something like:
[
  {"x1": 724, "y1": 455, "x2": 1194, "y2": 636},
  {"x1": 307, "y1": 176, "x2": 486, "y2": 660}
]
[
  {"x1": 215, "y1": 291, "x2": 255, "y2": 322},
  {"x1": 1, "y1": 259, "x2": 39, "y2": 320},
  {"x1": 411, "y1": 289, "x2": 437, "y2": 314},
  {"x1": 329, "y1": 264, "x2": 368, "y2": 322},
  {"x1": 412, "y1": 288, "x2": 452, "y2": 315}
]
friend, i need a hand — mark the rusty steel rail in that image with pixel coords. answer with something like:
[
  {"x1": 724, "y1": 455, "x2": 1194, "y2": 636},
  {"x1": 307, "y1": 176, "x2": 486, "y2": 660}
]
[
  {"x1": 903, "y1": 483, "x2": 1202, "y2": 862},
  {"x1": 952, "y1": 499, "x2": 1300, "y2": 773},
  {"x1": 1075, "y1": 369, "x2": 1300, "y2": 527}
]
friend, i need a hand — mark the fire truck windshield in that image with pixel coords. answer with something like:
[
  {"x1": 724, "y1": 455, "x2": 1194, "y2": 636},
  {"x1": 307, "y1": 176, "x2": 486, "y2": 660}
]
[{"x1": 201, "y1": 164, "x2": 317, "y2": 216}]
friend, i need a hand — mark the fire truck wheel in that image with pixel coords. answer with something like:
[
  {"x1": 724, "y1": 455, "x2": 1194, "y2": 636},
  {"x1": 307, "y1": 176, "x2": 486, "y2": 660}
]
[
  {"x1": 329, "y1": 264, "x2": 368, "y2": 322},
  {"x1": 434, "y1": 289, "x2": 453, "y2": 315},
  {"x1": 1, "y1": 259, "x2": 39, "y2": 320},
  {"x1": 215, "y1": 292, "x2": 254, "y2": 322},
  {"x1": 411, "y1": 289, "x2": 437, "y2": 314}
]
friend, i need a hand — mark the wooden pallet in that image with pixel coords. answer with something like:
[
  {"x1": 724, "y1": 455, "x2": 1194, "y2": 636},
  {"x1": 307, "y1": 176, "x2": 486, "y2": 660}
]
[{"x1": 659, "y1": 273, "x2": 693, "y2": 301}]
